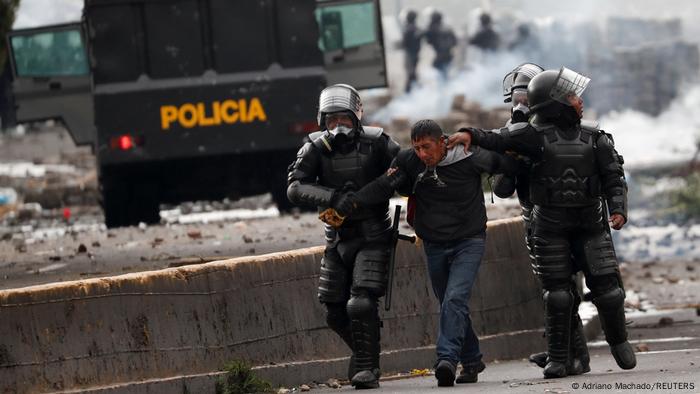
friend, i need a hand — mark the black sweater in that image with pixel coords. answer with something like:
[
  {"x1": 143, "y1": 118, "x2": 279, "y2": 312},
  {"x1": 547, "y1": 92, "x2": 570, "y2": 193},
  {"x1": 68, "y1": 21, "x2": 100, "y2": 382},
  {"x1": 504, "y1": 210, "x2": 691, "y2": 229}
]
[{"x1": 357, "y1": 146, "x2": 517, "y2": 243}]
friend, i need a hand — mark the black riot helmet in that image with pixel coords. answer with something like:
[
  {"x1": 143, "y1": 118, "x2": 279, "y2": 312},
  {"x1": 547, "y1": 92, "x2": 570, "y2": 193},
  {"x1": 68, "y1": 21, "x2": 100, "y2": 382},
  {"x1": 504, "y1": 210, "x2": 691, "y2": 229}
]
[
  {"x1": 406, "y1": 9, "x2": 417, "y2": 24},
  {"x1": 430, "y1": 10, "x2": 443, "y2": 25},
  {"x1": 528, "y1": 67, "x2": 590, "y2": 114},
  {"x1": 502, "y1": 62, "x2": 544, "y2": 103},
  {"x1": 317, "y1": 83, "x2": 364, "y2": 132}
]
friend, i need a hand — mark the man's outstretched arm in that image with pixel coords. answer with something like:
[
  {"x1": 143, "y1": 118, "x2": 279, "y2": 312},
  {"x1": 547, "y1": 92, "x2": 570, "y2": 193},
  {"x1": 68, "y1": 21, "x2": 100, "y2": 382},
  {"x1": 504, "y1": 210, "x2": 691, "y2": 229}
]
[
  {"x1": 447, "y1": 123, "x2": 541, "y2": 158},
  {"x1": 354, "y1": 166, "x2": 410, "y2": 206}
]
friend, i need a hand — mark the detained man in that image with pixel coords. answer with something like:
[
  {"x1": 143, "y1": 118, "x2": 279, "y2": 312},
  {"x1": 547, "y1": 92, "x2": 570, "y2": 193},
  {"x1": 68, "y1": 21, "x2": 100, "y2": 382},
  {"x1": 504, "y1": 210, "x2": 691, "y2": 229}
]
[{"x1": 350, "y1": 119, "x2": 517, "y2": 386}]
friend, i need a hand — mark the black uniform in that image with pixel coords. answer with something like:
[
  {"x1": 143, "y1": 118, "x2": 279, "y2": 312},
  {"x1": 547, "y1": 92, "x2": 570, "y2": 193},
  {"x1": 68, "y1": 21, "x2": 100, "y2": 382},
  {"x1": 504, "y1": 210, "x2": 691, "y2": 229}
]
[
  {"x1": 466, "y1": 113, "x2": 633, "y2": 376},
  {"x1": 287, "y1": 126, "x2": 400, "y2": 385},
  {"x1": 402, "y1": 11, "x2": 422, "y2": 92},
  {"x1": 469, "y1": 13, "x2": 500, "y2": 52},
  {"x1": 424, "y1": 12, "x2": 457, "y2": 77}
]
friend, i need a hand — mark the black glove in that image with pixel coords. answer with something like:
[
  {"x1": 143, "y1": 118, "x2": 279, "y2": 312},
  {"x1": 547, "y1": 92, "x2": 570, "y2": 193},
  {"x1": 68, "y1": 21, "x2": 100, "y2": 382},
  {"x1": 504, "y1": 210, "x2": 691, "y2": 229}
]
[{"x1": 331, "y1": 191, "x2": 357, "y2": 217}]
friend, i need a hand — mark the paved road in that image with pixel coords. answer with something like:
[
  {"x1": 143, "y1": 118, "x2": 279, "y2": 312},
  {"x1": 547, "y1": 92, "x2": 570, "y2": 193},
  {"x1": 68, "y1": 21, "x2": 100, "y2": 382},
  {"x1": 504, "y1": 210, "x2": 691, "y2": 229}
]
[{"x1": 316, "y1": 308, "x2": 700, "y2": 393}]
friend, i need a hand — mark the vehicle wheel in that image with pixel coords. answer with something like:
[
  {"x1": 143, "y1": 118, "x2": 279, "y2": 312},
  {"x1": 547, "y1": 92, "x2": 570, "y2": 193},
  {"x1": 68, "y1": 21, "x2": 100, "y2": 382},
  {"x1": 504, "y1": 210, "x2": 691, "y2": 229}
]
[
  {"x1": 101, "y1": 179, "x2": 129, "y2": 228},
  {"x1": 129, "y1": 182, "x2": 160, "y2": 225},
  {"x1": 102, "y1": 179, "x2": 160, "y2": 228}
]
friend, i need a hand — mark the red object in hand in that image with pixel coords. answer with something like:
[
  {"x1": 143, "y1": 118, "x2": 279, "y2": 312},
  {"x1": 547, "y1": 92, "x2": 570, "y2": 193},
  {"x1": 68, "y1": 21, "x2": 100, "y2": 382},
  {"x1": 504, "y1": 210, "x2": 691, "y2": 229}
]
[{"x1": 63, "y1": 207, "x2": 71, "y2": 221}]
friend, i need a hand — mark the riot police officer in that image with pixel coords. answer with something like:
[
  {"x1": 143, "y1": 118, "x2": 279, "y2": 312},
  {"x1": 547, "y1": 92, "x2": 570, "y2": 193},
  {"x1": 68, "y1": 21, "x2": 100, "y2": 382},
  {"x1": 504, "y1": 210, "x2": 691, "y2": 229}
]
[
  {"x1": 287, "y1": 84, "x2": 400, "y2": 389},
  {"x1": 468, "y1": 13, "x2": 501, "y2": 52},
  {"x1": 402, "y1": 9, "x2": 423, "y2": 92},
  {"x1": 451, "y1": 67, "x2": 635, "y2": 378},
  {"x1": 424, "y1": 10, "x2": 457, "y2": 79},
  {"x1": 489, "y1": 63, "x2": 592, "y2": 375}
]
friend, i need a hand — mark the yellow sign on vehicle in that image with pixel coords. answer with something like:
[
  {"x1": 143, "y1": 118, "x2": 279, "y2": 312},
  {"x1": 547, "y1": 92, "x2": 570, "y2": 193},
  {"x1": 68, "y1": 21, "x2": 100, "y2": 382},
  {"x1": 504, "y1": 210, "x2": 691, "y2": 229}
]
[{"x1": 160, "y1": 98, "x2": 268, "y2": 130}]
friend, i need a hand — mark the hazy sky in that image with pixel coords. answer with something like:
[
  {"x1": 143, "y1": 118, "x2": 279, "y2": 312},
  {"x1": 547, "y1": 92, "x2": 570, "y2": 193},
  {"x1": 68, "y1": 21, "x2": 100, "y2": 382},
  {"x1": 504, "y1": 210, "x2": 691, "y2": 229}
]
[{"x1": 14, "y1": 0, "x2": 700, "y2": 40}]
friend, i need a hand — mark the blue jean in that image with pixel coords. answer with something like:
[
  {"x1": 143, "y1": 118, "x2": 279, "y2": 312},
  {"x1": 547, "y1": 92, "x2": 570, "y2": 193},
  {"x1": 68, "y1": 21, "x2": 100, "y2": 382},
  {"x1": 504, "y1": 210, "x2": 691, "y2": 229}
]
[{"x1": 423, "y1": 236, "x2": 485, "y2": 366}]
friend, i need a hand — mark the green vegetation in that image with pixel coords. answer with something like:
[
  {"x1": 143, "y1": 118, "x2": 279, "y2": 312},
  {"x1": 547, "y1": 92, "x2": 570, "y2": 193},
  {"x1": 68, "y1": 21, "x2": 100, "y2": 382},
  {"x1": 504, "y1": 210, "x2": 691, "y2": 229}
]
[
  {"x1": 0, "y1": 0, "x2": 21, "y2": 68},
  {"x1": 215, "y1": 360, "x2": 274, "y2": 394},
  {"x1": 669, "y1": 170, "x2": 700, "y2": 221}
]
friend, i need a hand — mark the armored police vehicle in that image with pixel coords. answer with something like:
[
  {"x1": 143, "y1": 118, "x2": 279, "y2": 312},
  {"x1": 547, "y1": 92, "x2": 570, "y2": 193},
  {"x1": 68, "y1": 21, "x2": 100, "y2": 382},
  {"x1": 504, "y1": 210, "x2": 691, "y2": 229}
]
[{"x1": 6, "y1": 0, "x2": 387, "y2": 227}]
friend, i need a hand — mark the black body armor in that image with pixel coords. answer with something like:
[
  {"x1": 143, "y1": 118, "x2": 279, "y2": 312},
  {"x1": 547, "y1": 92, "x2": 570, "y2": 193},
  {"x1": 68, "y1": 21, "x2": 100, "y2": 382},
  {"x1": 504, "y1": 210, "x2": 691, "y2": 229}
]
[
  {"x1": 530, "y1": 126, "x2": 600, "y2": 207},
  {"x1": 287, "y1": 124, "x2": 399, "y2": 388}
]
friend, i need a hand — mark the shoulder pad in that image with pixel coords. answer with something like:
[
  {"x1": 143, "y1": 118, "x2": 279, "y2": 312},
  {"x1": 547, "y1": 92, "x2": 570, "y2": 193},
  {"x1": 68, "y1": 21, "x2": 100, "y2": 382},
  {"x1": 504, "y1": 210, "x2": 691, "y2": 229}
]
[
  {"x1": 360, "y1": 126, "x2": 384, "y2": 140},
  {"x1": 580, "y1": 119, "x2": 600, "y2": 133},
  {"x1": 310, "y1": 131, "x2": 333, "y2": 153},
  {"x1": 307, "y1": 131, "x2": 324, "y2": 141},
  {"x1": 296, "y1": 141, "x2": 314, "y2": 157},
  {"x1": 530, "y1": 122, "x2": 555, "y2": 133},
  {"x1": 505, "y1": 122, "x2": 530, "y2": 136},
  {"x1": 596, "y1": 129, "x2": 615, "y2": 146}
]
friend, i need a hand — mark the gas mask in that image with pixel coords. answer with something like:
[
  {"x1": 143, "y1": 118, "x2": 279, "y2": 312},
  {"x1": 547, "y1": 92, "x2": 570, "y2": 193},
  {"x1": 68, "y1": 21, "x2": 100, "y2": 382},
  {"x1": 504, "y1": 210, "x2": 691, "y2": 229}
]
[
  {"x1": 327, "y1": 124, "x2": 357, "y2": 150},
  {"x1": 328, "y1": 125, "x2": 354, "y2": 137},
  {"x1": 511, "y1": 103, "x2": 530, "y2": 123}
]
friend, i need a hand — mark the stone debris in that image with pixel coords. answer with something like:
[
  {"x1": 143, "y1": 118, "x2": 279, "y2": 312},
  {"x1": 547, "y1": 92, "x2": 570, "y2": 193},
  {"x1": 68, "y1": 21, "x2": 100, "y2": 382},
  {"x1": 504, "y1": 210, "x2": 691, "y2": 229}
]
[
  {"x1": 325, "y1": 378, "x2": 341, "y2": 389},
  {"x1": 186, "y1": 230, "x2": 202, "y2": 239}
]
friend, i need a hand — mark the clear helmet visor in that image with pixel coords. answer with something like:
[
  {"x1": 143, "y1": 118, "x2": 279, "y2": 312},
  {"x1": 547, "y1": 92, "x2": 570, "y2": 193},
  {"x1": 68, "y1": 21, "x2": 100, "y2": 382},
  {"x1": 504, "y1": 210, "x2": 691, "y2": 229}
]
[
  {"x1": 549, "y1": 67, "x2": 590, "y2": 105},
  {"x1": 502, "y1": 71, "x2": 517, "y2": 98},
  {"x1": 502, "y1": 63, "x2": 544, "y2": 102},
  {"x1": 511, "y1": 88, "x2": 528, "y2": 107}
]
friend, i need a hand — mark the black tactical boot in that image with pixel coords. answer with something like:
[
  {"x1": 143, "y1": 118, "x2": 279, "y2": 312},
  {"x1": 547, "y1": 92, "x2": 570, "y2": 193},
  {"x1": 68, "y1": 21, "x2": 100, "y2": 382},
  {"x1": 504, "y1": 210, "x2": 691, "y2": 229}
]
[
  {"x1": 611, "y1": 341, "x2": 636, "y2": 370},
  {"x1": 528, "y1": 352, "x2": 548, "y2": 368},
  {"x1": 544, "y1": 361, "x2": 568, "y2": 378},
  {"x1": 347, "y1": 295, "x2": 382, "y2": 389},
  {"x1": 593, "y1": 288, "x2": 635, "y2": 370},
  {"x1": 529, "y1": 352, "x2": 589, "y2": 375},
  {"x1": 351, "y1": 368, "x2": 380, "y2": 389},
  {"x1": 570, "y1": 316, "x2": 591, "y2": 374},
  {"x1": 542, "y1": 289, "x2": 574, "y2": 379}
]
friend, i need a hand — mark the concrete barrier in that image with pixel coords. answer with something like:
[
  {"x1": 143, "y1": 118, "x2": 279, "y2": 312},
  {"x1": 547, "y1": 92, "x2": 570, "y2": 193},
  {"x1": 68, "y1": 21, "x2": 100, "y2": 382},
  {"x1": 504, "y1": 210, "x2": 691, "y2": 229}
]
[{"x1": 0, "y1": 217, "x2": 544, "y2": 393}]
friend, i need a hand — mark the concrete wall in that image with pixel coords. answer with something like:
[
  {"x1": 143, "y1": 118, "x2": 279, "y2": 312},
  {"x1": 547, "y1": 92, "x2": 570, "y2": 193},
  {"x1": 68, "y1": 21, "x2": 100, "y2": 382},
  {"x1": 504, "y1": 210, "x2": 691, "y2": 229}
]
[{"x1": 0, "y1": 217, "x2": 544, "y2": 394}]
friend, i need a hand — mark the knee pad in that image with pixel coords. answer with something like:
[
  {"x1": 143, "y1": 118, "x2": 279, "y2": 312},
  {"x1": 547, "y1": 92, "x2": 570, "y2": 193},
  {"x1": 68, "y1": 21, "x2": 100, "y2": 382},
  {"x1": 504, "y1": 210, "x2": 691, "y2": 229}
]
[
  {"x1": 581, "y1": 231, "x2": 619, "y2": 276},
  {"x1": 318, "y1": 251, "x2": 350, "y2": 304},
  {"x1": 544, "y1": 289, "x2": 574, "y2": 311},
  {"x1": 347, "y1": 294, "x2": 377, "y2": 320},
  {"x1": 592, "y1": 287, "x2": 625, "y2": 311},
  {"x1": 353, "y1": 247, "x2": 389, "y2": 297},
  {"x1": 325, "y1": 303, "x2": 349, "y2": 332}
]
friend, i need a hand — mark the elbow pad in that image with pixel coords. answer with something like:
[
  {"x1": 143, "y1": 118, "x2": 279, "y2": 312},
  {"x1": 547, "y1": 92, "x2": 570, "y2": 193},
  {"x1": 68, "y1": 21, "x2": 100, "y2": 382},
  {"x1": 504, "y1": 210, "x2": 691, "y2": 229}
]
[{"x1": 287, "y1": 180, "x2": 334, "y2": 207}]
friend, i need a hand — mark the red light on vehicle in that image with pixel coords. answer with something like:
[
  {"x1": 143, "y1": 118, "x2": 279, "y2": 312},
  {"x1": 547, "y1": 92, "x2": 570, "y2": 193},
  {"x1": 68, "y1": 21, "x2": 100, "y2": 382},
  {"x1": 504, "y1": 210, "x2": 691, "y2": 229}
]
[
  {"x1": 110, "y1": 134, "x2": 143, "y2": 150},
  {"x1": 288, "y1": 120, "x2": 319, "y2": 134},
  {"x1": 119, "y1": 135, "x2": 133, "y2": 150}
]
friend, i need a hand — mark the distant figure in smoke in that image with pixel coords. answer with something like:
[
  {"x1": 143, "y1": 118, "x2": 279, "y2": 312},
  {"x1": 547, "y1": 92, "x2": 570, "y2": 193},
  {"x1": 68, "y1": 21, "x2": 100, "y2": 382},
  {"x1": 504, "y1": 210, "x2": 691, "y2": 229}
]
[
  {"x1": 424, "y1": 10, "x2": 457, "y2": 80},
  {"x1": 401, "y1": 9, "x2": 423, "y2": 93},
  {"x1": 469, "y1": 13, "x2": 500, "y2": 52},
  {"x1": 508, "y1": 24, "x2": 541, "y2": 54}
]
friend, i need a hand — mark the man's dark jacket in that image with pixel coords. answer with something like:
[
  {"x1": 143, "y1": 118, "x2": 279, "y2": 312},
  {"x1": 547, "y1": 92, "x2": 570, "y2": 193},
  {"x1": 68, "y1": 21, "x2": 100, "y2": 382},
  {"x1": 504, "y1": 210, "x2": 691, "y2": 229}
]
[{"x1": 357, "y1": 145, "x2": 516, "y2": 243}]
